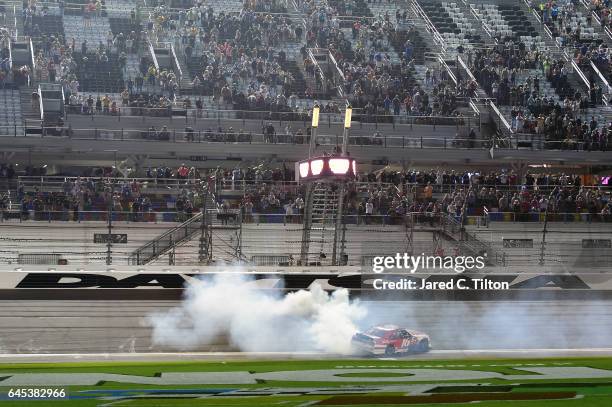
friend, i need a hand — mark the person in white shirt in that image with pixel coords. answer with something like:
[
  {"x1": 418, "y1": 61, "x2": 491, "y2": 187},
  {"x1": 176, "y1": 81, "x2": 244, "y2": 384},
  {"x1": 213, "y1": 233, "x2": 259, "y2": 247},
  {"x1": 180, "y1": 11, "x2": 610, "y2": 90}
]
[
  {"x1": 365, "y1": 200, "x2": 373, "y2": 224},
  {"x1": 284, "y1": 203, "x2": 294, "y2": 225}
]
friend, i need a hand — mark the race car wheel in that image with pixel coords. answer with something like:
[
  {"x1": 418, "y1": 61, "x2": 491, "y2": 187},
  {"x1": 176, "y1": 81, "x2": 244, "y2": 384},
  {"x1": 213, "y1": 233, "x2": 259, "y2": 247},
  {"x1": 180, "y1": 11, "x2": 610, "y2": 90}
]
[
  {"x1": 384, "y1": 345, "x2": 396, "y2": 356},
  {"x1": 418, "y1": 339, "x2": 429, "y2": 352}
]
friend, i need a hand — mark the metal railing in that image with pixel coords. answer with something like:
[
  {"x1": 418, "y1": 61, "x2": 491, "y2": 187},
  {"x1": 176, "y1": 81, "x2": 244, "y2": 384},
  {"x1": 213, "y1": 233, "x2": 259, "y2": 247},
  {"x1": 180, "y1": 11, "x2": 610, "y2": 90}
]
[
  {"x1": 411, "y1": 0, "x2": 447, "y2": 53},
  {"x1": 441, "y1": 214, "x2": 506, "y2": 265},
  {"x1": 483, "y1": 210, "x2": 612, "y2": 223},
  {"x1": 127, "y1": 209, "x2": 205, "y2": 265},
  {"x1": 489, "y1": 100, "x2": 513, "y2": 134},
  {"x1": 214, "y1": 180, "x2": 611, "y2": 191},
  {"x1": 126, "y1": 183, "x2": 221, "y2": 265},
  {"x1": 63, "y1": 104, "x2": 476, "y2": 124},
  {"x1": 0, "y1": 209, "x2": 197, "y2": 223},
  {"x1": 16, "y1": 176, "x2": 203, "y2": 191},
  {"x1": 5, "y1": 122, "x2": 612, "y2": 151},
  {"x1": 7, "y1": 125, "x2": 496, "y2": 149}
]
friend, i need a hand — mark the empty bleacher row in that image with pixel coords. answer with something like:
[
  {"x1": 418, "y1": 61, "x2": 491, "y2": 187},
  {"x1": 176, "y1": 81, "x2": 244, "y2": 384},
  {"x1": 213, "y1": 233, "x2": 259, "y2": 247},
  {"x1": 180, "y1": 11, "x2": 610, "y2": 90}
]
[
  {"x1": 108, "y1": 17, "x2": 142, "y2": 36},
  {"x1": 63, "y1": 15, "x2": 113, "y2": 50},
  {"x1": 28, "y1": 15, "x2": 65, "y2": 41},
  {"x1": 73, "y1": 52, "x2": 125, "y2": 93},
  {"x1": 419, "y1": 1, "x2": 485, "y2": 55},
  {"x1": 0, "y1": 89, "x2": 23, "y2": 136}
]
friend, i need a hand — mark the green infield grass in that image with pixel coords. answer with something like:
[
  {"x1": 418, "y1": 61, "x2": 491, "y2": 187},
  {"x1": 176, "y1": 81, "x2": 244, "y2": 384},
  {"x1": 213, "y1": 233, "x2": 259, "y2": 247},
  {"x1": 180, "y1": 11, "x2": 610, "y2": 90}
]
[{"x1": 0, "y1": 357, "x2": 612, "y2": 406}]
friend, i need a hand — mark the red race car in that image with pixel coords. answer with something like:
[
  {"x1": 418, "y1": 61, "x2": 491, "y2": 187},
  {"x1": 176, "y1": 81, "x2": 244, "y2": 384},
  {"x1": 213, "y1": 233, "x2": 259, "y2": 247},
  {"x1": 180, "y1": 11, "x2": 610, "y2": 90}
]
[{"x1": 351, "y1": 325, "x2": 431, "y2": 356}]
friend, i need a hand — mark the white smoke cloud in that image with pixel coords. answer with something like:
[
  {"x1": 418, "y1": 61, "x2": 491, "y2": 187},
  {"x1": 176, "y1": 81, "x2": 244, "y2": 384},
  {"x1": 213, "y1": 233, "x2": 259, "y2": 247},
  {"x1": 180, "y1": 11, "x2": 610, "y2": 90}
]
[
  {"x1": 147, "y1": 273, "x2": 367, "y2": 354},
  {"x1": 363, "y1": 299, "x2": 612, "y2": 350}
]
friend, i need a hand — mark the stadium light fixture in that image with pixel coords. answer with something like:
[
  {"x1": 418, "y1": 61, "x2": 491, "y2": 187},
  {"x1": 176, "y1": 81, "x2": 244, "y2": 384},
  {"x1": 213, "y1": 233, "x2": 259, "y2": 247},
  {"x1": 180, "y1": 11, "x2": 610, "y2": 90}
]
[
  {"x1": 297, "y1": 156, "x2": 357, "y2": 180},
  {"x1": 329, "y1": 158, "x2": 350, "y2": 175},
  {"x1": 312, "y1": 104, "x2": 320, "y2": 128},
  {"x1": 309, "y1": 104, "x2": 321, "y2": 158},
  {"x1": 310, "y1": 159, "x2": 324, "y2": 176},
  {"x1": 344, "y1": 106, "x2": 352, "y2": 129},
  {"x1": 299, "y1": 162, "x2": 310, "y2": 178}
]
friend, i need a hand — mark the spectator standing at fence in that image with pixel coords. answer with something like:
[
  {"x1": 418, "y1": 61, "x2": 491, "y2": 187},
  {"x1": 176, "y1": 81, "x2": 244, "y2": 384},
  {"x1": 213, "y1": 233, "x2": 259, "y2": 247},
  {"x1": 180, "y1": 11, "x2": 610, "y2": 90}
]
[
  {"x1": 365, "y1": 199, "x2": 373, "y2": 224},
  {"x1": 284, "y1": 202, "x2": 294, "y2": 225},
  {"x1": 177, "y1": 163, "x2": 189, "y2": 180}
]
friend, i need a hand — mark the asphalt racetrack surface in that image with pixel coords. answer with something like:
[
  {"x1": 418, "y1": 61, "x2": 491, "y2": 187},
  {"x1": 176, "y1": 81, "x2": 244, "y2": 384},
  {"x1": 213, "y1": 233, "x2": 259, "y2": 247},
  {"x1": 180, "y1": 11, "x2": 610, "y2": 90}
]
[{"x1": 1, "y1": 300, "x2": 612, "y2": 355}]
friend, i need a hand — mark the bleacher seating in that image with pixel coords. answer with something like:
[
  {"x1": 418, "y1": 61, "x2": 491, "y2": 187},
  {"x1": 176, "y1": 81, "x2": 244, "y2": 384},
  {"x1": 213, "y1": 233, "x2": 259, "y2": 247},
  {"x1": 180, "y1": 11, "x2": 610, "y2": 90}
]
[
  {"x1": 108, "y1": 17, "x2": 142, "y2": 36},
  {"x1": 29, "y1": 15, "x2": 65, "y2": 41},
  {"x1": 1, "y1": 0, "x2": 610, "y2": 150},
  {"x1": 0, "y1": 89, "x2": 23, "y2": 136},
  {"x1": 496, "y1": 4, "x2": 538, "y2": 41},
  {"x1": 63, "y1": 15, "x2": 113, "y2": 49},
  {"x1": 73, "y1": 52, "x2": 125, "y2": 93}
]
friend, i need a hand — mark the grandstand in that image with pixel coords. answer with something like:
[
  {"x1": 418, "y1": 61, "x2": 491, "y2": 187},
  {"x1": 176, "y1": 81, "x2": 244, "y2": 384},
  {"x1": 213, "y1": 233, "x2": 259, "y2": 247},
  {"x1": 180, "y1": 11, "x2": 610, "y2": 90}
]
[
  {"x1": 0, "y1": 169, "x2": 610, "y2": 271},
  {"x1": 0, "y1": 0, "x2": 610, "y2": 271}
]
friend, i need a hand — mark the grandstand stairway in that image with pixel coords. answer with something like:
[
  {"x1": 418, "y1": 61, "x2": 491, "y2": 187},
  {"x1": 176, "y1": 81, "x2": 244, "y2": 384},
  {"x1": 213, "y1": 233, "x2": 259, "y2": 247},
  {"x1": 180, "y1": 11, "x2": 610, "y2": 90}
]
[
  {"x1": 281, "y1": 60, "x2": 308, "y2": 98},
  {"x1": 440, "y1": 214, "x2": 505, "y2": 266},
  {"x1": 19, "y1": 86, "x2": 42, "y2": 133},
  {"x1": 0, "y1": 89, "x2": 24, "y2": 136},
  {"x1": 514, "y1": 1, "x2": 591, "y2": 101},
  {"x1": 128, "y1": 189, "x2": 223, "y2": 265},
  {"x1": 456, "y1": 1, "x2": 494, "y2": 47},
  {"x1": 300, "y1": 183, "x2": 341, "y2": 264}
]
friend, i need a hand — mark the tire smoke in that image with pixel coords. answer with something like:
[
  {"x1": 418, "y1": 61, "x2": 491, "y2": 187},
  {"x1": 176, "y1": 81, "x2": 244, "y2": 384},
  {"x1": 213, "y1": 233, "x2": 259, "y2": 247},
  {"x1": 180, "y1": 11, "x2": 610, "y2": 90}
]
[{"x1": 147, "y1": 273, "x2": 367, "y2": 353}]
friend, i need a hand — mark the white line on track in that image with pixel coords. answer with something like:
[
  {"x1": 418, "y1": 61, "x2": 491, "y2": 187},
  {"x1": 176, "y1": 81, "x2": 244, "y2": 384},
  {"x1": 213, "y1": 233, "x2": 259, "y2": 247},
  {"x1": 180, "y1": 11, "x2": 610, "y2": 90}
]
[{"x1": 1, "y1": 348, "x2": 612, "y2": 363}]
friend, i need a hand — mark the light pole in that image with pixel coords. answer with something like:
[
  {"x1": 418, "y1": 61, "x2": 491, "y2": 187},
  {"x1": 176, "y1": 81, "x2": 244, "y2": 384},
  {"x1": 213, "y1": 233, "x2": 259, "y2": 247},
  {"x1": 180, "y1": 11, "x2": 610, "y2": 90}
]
[
  {"x1": 332, "y1": 106, "x2": 352, "y2": 265},
  {"x1": 106, "y1": 200, "x2": 112, "y2": 265},
  {"x1": 341, "y1": 105, "x2": 352, "y2": 155},
  {"x1": 308, "y1": 104, "x2": 320, "y2": 157},
  {"x1": 301, "y1": 104, "x2": 321, "y2": 265}
]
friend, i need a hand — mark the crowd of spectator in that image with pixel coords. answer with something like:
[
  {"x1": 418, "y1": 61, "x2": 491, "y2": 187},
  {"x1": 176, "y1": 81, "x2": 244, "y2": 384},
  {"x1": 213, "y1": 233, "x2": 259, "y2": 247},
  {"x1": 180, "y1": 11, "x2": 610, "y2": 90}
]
[
  {"x1": 145, "y1": 2, "x2": 307, "y2": 113},
  {"x1": 535, "y1": 1, "x2": 611, "y2": 99},
  {"x1": 465, "y1": 39, "x2": 611, "y2": 148},
  {"x1": 0, "y1": 163, "x2": 211, "y2": 222},
  {"x1": 12, "y1": 0, "x2": 470, "y2": 125},
  {"x1": 588, "y1": 0, "x2": 612, "y2": 30},
  {"x1": 3, "y1": 161, "x2": 612, "y2": 224},
  {"x1": 207, "y1": 164, "x2": 612, "y2": 223},
  {"x1": 303, "y1": 1, "x2": 466, "y2": 117}
]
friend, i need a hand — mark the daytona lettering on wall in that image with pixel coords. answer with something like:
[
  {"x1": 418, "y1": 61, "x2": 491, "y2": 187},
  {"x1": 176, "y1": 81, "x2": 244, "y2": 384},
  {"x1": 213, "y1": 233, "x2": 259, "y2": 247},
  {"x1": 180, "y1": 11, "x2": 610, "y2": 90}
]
[{"x1": 9, "y1": 273, "x2": 596, "y2": 290}]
